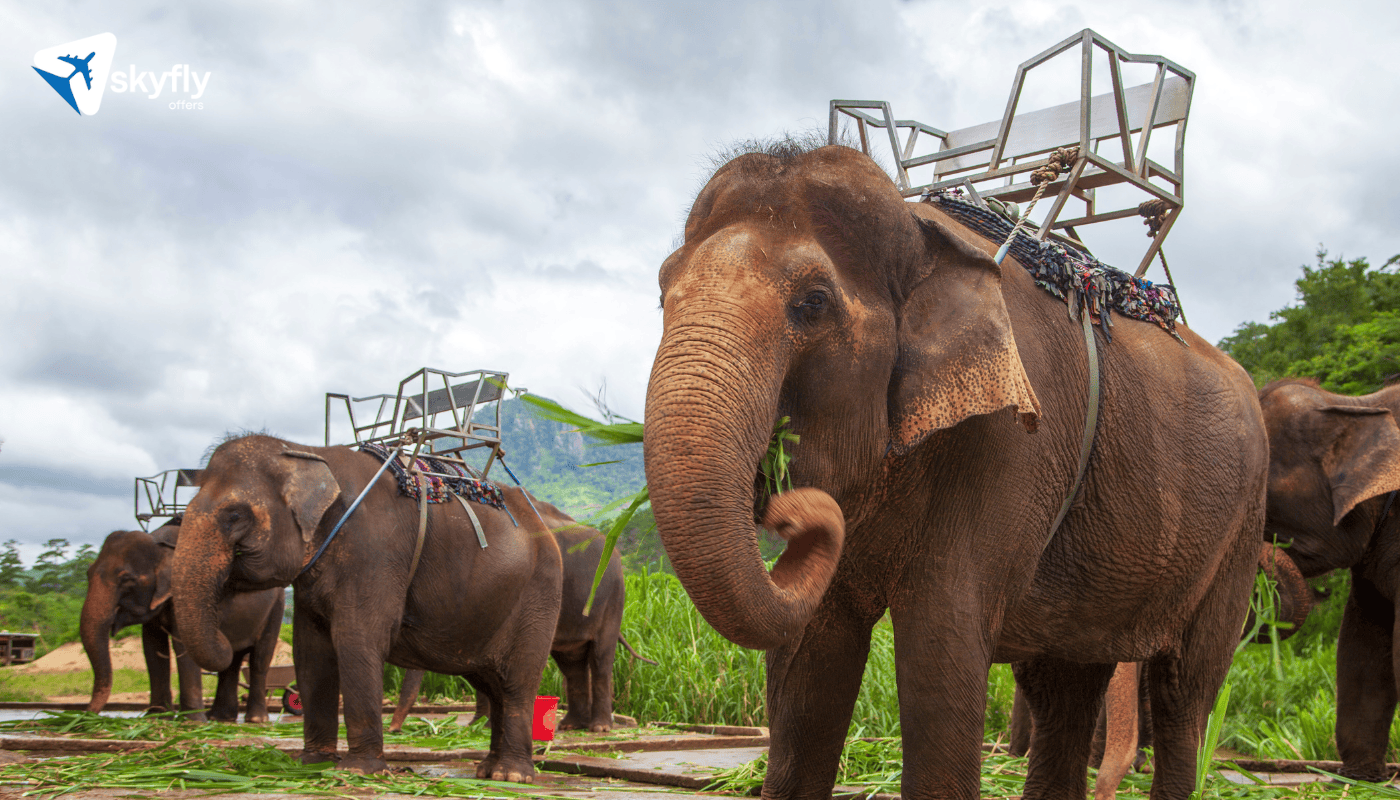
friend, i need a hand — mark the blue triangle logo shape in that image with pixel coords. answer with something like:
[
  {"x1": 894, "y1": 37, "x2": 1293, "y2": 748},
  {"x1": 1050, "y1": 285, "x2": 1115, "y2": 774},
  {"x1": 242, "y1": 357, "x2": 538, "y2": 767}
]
[{"x1": 33, "y1": 66, "x2": 80, "y2": 114}]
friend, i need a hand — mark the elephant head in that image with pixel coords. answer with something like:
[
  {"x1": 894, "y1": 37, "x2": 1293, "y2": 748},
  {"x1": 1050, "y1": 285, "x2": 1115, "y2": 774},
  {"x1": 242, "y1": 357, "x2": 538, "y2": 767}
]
[
  {"x1": 645, "y1": 143, "x2": 1040, "y2": 650},
  {"x1": 1258, "y1": 380, "x2": 1400, "y2": 577},
  {"x1": 80, "y1": 525, "x2": 176, "y2": 712},
  {"x1": 172, "y1": 435, "x2": 340, "y2": 671}
]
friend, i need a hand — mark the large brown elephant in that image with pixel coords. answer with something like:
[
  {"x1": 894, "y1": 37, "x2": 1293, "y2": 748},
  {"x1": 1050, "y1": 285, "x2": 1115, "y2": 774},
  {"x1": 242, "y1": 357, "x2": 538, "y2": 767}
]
[
  {"x1": 389, "y1": 496, "x2": 654, "y2": 733},
  {"x1": 1257, "y1": 378, "x2": 1400, "y2": 781},
  {"x1": 80, "y1": 522, "x2": 284, "y2": 721},
  {"x1": 170, "y1": 434, "x2": 561, "y2": 780},
  {"x1": 643, "y1": 142, "x2": 1268, "y2": 800}
]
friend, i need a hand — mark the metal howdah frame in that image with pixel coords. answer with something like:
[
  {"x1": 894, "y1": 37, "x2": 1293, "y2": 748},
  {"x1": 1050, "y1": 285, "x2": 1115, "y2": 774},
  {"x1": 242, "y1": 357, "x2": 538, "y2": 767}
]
[
  {"x1": 829, "y1": 28, "x2": 1194, "y2": 277},
  {"x1": 134, "y1": 468, "x2": 202, "y2": 531},
  {"x1": 324, "y1": 367, "x2": 510, "y2": 479}
]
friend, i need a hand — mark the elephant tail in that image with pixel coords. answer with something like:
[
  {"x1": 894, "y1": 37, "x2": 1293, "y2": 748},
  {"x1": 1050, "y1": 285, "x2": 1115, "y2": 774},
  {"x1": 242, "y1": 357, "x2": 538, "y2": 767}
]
[{"x1": 617, "y1": 634, "x2": 658, "y2": 666}]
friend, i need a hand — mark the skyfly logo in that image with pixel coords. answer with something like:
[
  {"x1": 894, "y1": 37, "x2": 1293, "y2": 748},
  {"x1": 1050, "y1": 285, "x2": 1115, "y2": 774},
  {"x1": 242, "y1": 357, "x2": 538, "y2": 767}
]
[{"x1": 33, "y1": 33, "x2": 117, "y2": 115}]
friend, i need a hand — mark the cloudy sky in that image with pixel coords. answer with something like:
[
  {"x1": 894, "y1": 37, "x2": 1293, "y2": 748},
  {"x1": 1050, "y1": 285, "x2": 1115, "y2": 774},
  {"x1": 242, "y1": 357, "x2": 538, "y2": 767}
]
[{"x1": 2, "y1": 0, "x2": 1397, "y2": 559}]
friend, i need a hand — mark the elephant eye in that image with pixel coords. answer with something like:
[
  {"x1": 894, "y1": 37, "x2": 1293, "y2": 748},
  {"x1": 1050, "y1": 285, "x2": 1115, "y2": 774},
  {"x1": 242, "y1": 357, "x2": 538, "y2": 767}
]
[{"x1": 796, "y1": 290, "x2": 829, "y2": 312}]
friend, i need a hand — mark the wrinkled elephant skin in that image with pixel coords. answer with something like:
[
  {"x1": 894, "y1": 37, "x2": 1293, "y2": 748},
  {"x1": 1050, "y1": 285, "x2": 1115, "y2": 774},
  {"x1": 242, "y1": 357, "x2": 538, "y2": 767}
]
[
  {"x1": 391, "y1": 496, "x2": 651, "y2": 734},
  {"x1": 170, "y1": 435, "x2": 561, "y2": 781},
  {"x1": 644, "y1": 144, "x2": 1267, "y2": 800},
  {"x1": 1258, "y1": 380, "x2": 1400, "y2": 781},
  {"x1": 80, "y1": 523, "x2": 283, "y2": 721}
]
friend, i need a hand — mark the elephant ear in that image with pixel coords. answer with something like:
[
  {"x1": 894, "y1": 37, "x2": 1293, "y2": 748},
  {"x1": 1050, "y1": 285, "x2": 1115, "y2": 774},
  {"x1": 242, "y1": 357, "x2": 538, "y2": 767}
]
[
  {"x1": 280, "y1": 454, "x2": 342, "y2": 544},
  {"x1": 150, "y1": 558, "x2": 173, "y2": 610},
  {"x1": 888, "y1": 208, "x2": 1041, "y2": 453},
  {"x1": 1319, "y1": 405, "x2": 1400, "y2": 525}
]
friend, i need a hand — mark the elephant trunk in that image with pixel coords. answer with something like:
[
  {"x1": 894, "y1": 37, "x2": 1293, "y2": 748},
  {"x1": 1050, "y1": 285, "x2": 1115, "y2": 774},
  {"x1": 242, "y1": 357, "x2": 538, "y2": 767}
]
[
  {"x1": 644, "y1": 312, "x2": 844, "y2": 651},
  {"x1": 170, "y1": 515, "x2": 234, "y2": 671},
  {"x1": 79, "y1": 579, "x2": 118, "y2": 713},
  {"x1": 1254, "y1": 542, "x2": 1315, "y2": 642}
]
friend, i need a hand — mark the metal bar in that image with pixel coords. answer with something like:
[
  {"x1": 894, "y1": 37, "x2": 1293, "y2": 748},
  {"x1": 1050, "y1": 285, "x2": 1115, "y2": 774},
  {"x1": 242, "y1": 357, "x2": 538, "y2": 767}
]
[
  {"x1": 960, "y1": 179, "x2": 988, "y2": 209},
  {"x1": 879, "y1": 102, "x2": 909, "y2": 190},
  {"x1": 1107, "y1": 47, "x2": 1135, "y2": 174},
  {"x1": 857, "y1": 117, "x2": 869, "y2": 155},
  {"x1": 989, "y1": 65, "x2": 1027, "y2": 170},
  {"x1": 1134, "y1": 64, "x2": 1166, "y2": 178},
  {"x1": 1080, "y1": 151, "x2": 1179, "y2": 202},
  {"x1": 903, "y1": 138, "x2": 998, "y2": 170},
  {"x1": 1035, "y1": 155, "x2": 1089, "y2": 241},
  {"x1": 1079, "y1": 31, "x2": 1092, "y2": 155},
  {"x1": 1136, "y1": 207, "x2": 1179, "y2": 278},
  {"x1": 1050, "y1": 207, "x2": 1146, "y2": 228},
  {"x1": 828, "y1": 101, "x2": 840, "y2": 145}
]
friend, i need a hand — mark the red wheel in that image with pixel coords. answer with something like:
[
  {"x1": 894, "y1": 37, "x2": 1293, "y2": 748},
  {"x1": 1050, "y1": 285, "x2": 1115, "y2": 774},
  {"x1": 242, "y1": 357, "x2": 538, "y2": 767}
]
[{"x1": 283, "y1": 688, "x2": 303, "y2": 716}]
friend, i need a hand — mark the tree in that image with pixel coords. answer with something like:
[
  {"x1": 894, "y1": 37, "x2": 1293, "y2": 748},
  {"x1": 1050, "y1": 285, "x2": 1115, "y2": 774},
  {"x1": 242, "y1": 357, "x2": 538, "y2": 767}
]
[
  {"x1": 1219, "y1": 250, "x2": 1400, "y2": 392},
  {"x1": 0, "y1": 540, "x2": 24, "y2": 590}
]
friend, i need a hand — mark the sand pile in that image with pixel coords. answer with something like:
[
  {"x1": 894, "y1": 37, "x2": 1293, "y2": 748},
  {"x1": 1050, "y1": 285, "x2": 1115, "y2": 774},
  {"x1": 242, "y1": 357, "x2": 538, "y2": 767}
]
[{"x1": 12, "y1": 637, "x2": 293, "y2": 674}]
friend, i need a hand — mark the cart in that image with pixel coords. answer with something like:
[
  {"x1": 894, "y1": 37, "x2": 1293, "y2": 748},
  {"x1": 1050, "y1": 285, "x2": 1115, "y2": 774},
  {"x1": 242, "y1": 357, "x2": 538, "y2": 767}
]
[{"x1": 243, "y1": 664, "x2": 301, "y2": 716}]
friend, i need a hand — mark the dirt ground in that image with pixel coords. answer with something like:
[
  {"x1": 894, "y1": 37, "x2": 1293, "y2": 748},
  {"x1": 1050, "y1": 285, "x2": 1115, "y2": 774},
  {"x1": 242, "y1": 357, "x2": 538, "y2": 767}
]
[{"x1": 13, "y1": 637, "x2": 294, "y2": 675}]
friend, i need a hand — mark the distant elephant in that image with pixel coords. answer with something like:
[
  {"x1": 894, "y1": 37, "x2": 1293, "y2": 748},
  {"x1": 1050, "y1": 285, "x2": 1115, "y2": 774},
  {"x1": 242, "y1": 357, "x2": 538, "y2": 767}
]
[
  {"x1": 1257, "y1": 378, "x2": 1400, "y2": 781},
  {"x1": 1006, "y1": 542, "x2": 1315, "y2": 798},
  {"x1": 170, "y1": 434, "x2": 561, "y2": 780},
  {"x1": 642, "y1": 142, "x2": 1268, "y2": 800},
  {"x1": 79, "y1": 522, "x2": 284, "y2": 721},
  {"x1": 389, "y1": 497, "x2": 655, "y2": 733}
]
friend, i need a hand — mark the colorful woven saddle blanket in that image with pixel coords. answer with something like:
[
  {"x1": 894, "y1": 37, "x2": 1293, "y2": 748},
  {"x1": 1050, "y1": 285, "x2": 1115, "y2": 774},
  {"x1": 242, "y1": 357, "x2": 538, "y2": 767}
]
[
  {"x1": 359, "y1": 442, "x2": 506, "y2": 510},
  {"x1": 922, "y1": 190, "x2": 1184, "y2": 343}
]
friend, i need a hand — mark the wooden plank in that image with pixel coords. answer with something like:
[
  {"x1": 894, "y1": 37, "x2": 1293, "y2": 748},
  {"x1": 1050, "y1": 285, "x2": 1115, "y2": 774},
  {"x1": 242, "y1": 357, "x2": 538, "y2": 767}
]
[{"x1": 933, "y1": 76, "x2": 1188, "y2": 177}]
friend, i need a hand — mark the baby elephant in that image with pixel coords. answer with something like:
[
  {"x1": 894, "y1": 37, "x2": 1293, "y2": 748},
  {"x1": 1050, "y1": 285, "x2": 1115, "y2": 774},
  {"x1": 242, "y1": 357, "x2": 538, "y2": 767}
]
[
  {"x1": 390, "y1": 497, "x2": 655, "y2": 733},
  {"x1": 80, "y1": 521, "x2": 284, "y2": 721}
]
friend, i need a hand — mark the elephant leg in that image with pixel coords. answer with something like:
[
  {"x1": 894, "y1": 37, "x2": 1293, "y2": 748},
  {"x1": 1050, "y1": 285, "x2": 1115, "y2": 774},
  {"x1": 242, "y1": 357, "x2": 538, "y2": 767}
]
[
  {"x1": 555, "y1": 651, "x2": 593, "y2": 731},
  {"x1": 470, "y1": 686, "x2": 491, "y2": 726},
  {"x1": 294, "y1": 606, "x2": 340, "y2": 765},
  {"x1": 1144, "y1": 560, "x2": 1252, "y2": 800},
  {"x1": 141, "y1": 622, "x2": 173, "y2": 713},
  {"x1": 1013, "y1": 658, "x2": 1115, "y2": 800},
  {"x1": 1008, "y1": 682, "x2": 1031, "y2": 757},
  {"x1": 244, "y1": 601, "x2": 282, "y2": 723},
  {"x1": 588, "y1": 637, "x2": 618, "y2": 732},
  {"x1": 172, "y1": 639, "x2": 207, "y2": 722},
  {"x1": 1336, "y1": 573, "x2": 1397, "y2": 782},
  {"x1": 389, "y1": 670, "x2": 426, "y2": 733},
  {"x1": 335, "y1": 636, "x2": 390, "y2": 773},
  {"x1": 887, "y1": 597, "x2": 990, "y2": 800},
  {"x1": 1093, "y1": 663, "x2": 1140, "y2": 800},
  {"x1": 210, "y1": 652, "x2": 244, "y2": 721},
  {"x1": 763, "y1": 596, "x2": 877, "y2": 800}
]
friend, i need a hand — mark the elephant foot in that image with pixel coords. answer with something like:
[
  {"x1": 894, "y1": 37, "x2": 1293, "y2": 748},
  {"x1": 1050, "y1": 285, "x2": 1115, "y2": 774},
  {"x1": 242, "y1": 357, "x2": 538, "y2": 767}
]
[
  {"x1": 1337, "y1": 764, "x2": 1390, "y2": 785},
  {"x1": 245, "y1": 712, "x2": 269, "y2": 724},
  {"x1": 467, "y1": 713, "x2": 488, "y2": 726},
  {"x1": 300, "y1": 749, "x2": 339, "y2": 765},
  {"x1": 209, "y1": 712, "x2": 238, "y2": 723},
  {"x1": 338, "y1": 756, "x2": 389, "y2": 774},
  {"x1": 589, "y1": 721, "x2": 612, "y2": 733},
  {"x1": 141, "y1": 706, "x2": 170, "y2": 716},
  {"x1": 475, "y1": 753, "x2": 535, "y2": 783},
  {"x1": 181, "y1": 711, "x2": 209, "y2": 723},
  {"x1": 558, "y1": 712, "x2": 590, "y2": 731}
]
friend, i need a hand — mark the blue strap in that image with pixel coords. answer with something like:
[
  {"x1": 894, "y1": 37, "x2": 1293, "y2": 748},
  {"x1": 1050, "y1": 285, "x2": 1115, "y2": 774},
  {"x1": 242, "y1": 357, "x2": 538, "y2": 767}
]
[
  {"x1": 298, "y1": 445, "x2": 400, "y2": 577},
  {"x1": 498, "y1": 456, "x2": 546, "y2": 530}
]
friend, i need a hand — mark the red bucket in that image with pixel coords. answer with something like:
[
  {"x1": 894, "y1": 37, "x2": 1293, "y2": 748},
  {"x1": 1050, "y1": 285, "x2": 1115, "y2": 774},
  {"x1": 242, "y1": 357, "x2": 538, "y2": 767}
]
[{"x1": 532, "y1": 695, "x2": 559, "y2": 741}]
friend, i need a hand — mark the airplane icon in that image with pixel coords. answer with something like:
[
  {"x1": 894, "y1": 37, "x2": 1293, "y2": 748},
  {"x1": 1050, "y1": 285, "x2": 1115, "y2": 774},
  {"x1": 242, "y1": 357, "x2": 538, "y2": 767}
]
[{"x1": 57, "y1": 52, "x2": 96, "y2": 90}]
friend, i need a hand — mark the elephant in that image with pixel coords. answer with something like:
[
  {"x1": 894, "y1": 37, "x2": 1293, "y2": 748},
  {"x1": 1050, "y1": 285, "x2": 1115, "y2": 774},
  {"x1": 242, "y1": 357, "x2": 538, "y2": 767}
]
[
  {"x1": 1256, "y1": 378, "x2": 1400, "y2": 781},
  {"x1": 170, "y1": 434, "x2": 561, "y2": 780},
  {"x1": 1006, "y1": 541, "x2": 1315, "y2": 798},
  {"x1": 80, "y1": 521, "x2": 285, "y2": 722},
  {"x1": 642, "y1": 142, "x2": 1268, "y2": 800},
  {"x1": 389, "y1": 498, "x2": 656, "y2": 733}
]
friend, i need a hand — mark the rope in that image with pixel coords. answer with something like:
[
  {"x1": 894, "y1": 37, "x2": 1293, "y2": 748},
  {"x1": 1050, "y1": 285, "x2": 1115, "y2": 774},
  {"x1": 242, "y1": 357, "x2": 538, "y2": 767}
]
[
  {"x1": 1138, "y1": 199, "x2": 1188, "y2": 326},
  {"x1": 993, "y1": 146, "x2": 1079, "y2": 266}
]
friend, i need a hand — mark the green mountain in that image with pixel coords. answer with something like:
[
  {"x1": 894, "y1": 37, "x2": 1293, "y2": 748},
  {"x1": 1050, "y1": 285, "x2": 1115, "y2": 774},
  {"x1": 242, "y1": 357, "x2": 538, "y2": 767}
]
[{"x1": 472, "y1": 398, "x2": 646, "y2": 519}]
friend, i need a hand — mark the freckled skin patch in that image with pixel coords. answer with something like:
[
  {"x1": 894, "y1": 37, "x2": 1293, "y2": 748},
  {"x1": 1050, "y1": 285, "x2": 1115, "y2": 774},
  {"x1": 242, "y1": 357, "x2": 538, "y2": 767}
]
[{"x1": 647, "y1": 144, "x2": 1269, "y2": 800}]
